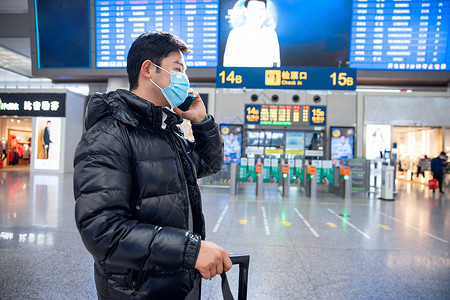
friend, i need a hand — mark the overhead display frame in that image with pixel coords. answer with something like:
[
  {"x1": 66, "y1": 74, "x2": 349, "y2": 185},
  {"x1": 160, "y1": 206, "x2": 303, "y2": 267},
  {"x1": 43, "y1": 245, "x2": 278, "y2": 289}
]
[{"x1": 29, "y1": 0, "x2": 450, "y2": 82}]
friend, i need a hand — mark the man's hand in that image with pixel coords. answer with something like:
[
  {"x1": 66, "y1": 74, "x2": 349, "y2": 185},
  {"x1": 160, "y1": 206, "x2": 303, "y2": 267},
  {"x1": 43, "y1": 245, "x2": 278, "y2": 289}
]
[
  {"x1": 173, "y1": 90, "x2": 207, "y2": 123},
  {"x1": 195, "y1": 241, "x2": 232, "y2": 279}
]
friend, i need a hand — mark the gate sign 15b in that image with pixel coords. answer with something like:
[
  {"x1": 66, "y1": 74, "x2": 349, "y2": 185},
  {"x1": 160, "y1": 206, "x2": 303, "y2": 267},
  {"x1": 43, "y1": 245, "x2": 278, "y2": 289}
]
[{"x1": 217, "y1": 67, "x2": 356, "y2": 90}]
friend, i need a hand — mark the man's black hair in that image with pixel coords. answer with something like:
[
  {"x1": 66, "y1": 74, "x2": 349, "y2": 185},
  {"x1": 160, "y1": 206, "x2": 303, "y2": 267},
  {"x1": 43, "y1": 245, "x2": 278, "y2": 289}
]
[
  {"x1": 127, "y1": 31, "x2": 189, "y2": 90},
  {"x1": 245, "y1": 0, "x2": 267, "y2": 7}
]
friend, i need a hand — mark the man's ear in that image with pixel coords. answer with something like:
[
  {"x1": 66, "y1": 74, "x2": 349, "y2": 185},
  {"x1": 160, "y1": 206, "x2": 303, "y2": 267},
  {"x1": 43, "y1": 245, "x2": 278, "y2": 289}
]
[{"x1": 141, "y1": 60, "x2": 153, "y2": 79}]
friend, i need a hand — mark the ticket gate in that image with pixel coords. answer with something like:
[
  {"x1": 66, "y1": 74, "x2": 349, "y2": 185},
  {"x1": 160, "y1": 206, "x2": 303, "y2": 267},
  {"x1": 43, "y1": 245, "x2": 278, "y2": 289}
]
[
  {"x1": 256, "y1": 162, "x2": 264, "y2": 197},
  {"x1": 230, "y1": 162, "x2": 238, "y2": 196},
  {"x1": 231, "y1": 159, "x2": 295, "y2": 198},
  {"x1": 281, "y1": 163, "x2": 290, "y2": 198},
  {"x1": 329, "y1": 166, "x2": 352, "y2": 200},
  {"x1": 304, "y1": 165, "x2": 317, "y2": 200}
]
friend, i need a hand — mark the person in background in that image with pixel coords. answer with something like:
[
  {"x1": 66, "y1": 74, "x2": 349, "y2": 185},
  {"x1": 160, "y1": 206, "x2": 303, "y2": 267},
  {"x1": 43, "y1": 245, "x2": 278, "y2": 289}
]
[
  {"x1": 73, "y1": 31, "x2": 231, "y2": 299},
  {"x1": 417, "y1": 155, "x2": 430, "y2": 178},
  {"x1": 431, "y1": 151, "x2": 447, "y2": 194}
]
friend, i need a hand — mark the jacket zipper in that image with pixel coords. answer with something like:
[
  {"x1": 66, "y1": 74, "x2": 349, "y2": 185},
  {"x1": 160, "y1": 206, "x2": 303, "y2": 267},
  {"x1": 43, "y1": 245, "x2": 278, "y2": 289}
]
[{"x1": 165, "y1": 126, "x2": 191, "y2": 231}]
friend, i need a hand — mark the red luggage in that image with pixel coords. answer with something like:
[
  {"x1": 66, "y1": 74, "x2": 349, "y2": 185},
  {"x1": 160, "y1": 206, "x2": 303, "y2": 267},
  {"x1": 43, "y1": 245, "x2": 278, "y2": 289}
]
[{"x1": 428, "y1": 179, "x2": 438, "y2": 189}]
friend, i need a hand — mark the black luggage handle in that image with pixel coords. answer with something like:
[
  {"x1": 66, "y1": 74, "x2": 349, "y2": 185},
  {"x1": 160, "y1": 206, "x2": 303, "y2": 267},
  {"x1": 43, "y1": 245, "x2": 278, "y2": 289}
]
[
  {"x1": 185, "y1": 254, "x2": 250, "y2": 300},
  {"x1": 228, "y1": 254, "x2": 250, "y2": 300}
]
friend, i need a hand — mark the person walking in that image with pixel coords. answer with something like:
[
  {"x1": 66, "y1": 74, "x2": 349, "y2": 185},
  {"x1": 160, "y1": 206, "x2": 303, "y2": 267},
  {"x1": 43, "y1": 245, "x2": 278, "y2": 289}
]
[{"x1": 431, "y1": 151, "x2": 447, "y2": 194}]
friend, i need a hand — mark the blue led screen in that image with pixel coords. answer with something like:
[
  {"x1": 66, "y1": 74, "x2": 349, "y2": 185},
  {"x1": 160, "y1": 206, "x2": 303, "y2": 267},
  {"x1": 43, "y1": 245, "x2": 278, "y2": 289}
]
[
  {"x1": 349, "y1": 0, "x2": 450, "y2": 71},
  {"x1": 94, "y1": 0, "x2": 219, "y2": 68},
  {"x1": 218, "y1": 0, "x2": 352, "y2": 68},
  {"x1": 34, "y1": 0, "x2": 90, "y2": 68}
]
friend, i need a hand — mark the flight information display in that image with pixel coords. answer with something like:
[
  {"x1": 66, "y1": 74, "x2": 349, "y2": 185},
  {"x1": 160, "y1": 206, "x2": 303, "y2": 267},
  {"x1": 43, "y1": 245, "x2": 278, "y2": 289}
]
[
  {"x1": 349, "y1": 0, "x2": 450, "y2": 71},
  {"x1": 95, "y1": 0, "x2": 219, "y2": 68},
  {"x1": 244, "y1": 104, "x2": 323, "y2": 126}
]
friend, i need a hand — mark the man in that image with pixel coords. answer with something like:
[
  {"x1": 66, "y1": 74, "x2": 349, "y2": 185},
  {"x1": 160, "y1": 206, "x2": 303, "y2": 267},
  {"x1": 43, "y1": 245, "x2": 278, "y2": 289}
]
[
  {"x1": 42, "y1": 120, "x2": 52, "y2": 159},
  {"x1": 431, "y1": 151, "x2": 447, "y2": 194},
  {"x1": 73, "y1": 31, "x2": 232, "y2": 299},
  {"x1": 223, "y1": 0, "x2": 280, "y2": 67}
]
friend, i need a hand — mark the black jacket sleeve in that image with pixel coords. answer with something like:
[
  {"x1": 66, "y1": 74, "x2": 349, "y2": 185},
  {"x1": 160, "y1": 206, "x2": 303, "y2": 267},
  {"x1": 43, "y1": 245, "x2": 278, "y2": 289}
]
[
  {"x1": 73, "y1": 122, "x2": 201, "y2": 272},
  {"x1": 190, "y1": 115, "x2": 224, "y2": 178}
]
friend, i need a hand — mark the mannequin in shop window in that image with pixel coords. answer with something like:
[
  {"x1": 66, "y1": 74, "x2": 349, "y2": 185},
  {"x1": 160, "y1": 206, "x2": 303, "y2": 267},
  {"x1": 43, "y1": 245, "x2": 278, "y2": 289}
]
[
  {"x1": 11, "y1": 147, "x2": 19, "y2": 166},
  {"x1": 42, "y1": 121, "x2": 52, "y2": 159},
  {"x1": 1, "y1": 138, "x2": 7, "y2": 161},
  {"x1": 23, "y1": 144, "x2": 30, "y2": 162}
]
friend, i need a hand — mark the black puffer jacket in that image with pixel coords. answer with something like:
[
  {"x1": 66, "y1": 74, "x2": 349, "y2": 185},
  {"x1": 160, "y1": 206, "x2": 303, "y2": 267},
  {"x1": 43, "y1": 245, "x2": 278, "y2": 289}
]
[{"x1": 73, "y1": 89, "x2": 223, "y2": 299}]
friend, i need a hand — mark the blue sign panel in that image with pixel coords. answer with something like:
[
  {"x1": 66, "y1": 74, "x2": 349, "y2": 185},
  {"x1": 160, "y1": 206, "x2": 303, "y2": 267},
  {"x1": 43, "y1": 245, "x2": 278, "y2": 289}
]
[
  {"x1": 244, "y1": 104, "x2": 261, "y2": 124},
  {"x1": 309, "y1": 106, "x2": 327, "y2": 126},
  {"x1": 216, "y1": 67, "x2": 356, "y2": 90}
]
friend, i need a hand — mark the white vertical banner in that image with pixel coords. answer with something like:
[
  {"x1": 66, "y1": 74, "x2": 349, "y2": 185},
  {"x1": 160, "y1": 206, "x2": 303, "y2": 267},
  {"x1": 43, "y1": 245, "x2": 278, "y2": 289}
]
[
  {"x1": 365, "y1": 125, "x2": 391, "y2": 160},
  {"x1": 34, "y1": 117, "x2": 62, "y2": 170}
]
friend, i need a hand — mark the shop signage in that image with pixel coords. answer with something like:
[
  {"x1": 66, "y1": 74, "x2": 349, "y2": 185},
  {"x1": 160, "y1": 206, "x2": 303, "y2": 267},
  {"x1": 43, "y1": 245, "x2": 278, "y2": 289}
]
[
  {"x1": 245, "y1": 104, "x2": 326, "y2": 126},
  {"x1": 217, "y1": 67, "x2": 356, "y2": 90},
  {"x1": 0, "y1": 93, "x2": 66, "y2": 117}
]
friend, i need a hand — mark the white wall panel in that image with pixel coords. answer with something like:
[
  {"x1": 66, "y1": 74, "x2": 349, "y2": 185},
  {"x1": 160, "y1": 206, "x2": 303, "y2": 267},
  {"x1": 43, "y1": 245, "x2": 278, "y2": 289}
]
[{"x1": 365, "y1": 95, "x2": 450, "y2": 126}]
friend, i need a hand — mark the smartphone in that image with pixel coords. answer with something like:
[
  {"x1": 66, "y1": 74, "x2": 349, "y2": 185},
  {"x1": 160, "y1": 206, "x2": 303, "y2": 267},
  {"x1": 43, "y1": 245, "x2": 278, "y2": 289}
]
[{"x1": 178, "y1": 93, "x2": 195, "y2": 111}]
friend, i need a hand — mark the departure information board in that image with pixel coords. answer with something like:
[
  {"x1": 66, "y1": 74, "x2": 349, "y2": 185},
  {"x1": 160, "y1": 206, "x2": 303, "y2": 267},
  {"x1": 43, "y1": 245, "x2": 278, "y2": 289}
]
[
  {"x1": 245, "y1": 104, "x2": 327, "y2": 126},
  {"x1": 349, "y1": 0, "x2": 450, "y2": 71},
  {"x1": 95, "y1": 0, "x2": 219, "y2": 68}
]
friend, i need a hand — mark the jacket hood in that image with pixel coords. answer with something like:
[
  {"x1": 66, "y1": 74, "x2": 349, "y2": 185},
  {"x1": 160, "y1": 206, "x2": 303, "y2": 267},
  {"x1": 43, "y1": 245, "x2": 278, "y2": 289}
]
[{"x1": 84, "y1": 89, "x2": 182, "y2": 130}]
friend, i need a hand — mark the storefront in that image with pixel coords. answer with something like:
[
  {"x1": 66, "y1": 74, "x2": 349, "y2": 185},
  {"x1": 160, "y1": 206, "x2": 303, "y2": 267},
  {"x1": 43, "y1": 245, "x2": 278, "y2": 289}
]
[
  {"x1": 0, "y1": 118, "x2": 32, "y2": 168},
  {"x1": 393, "y1": 126, "x2": 444, "y2": 183},
  {"x1": 0, "y1": 90, "x2": 85, "y2": 173},
  {"x1": 357, "y1": 91, "x2": 450, "y2": 186}
]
